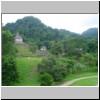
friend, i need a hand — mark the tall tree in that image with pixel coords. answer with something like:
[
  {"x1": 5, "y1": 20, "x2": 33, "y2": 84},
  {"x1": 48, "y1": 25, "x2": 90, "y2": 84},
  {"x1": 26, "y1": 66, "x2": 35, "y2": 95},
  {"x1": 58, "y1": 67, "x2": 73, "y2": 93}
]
[
  {"x1": 2, "y1": 27, "x2": 19, "y2": 86},
  {"x1": 50, "y1": 42, "x2": 64, "y2": 57},
  {"x1": 2, "y1": 28, "x2": 16, "y2": 55}
]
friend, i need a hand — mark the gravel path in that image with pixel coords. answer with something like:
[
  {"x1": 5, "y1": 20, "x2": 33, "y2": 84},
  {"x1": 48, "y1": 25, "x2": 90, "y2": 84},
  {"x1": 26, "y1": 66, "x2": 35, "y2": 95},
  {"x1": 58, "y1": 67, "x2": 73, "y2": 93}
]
[{"x1": 60, "y1": 76, "x2": 98, "y2": 86}]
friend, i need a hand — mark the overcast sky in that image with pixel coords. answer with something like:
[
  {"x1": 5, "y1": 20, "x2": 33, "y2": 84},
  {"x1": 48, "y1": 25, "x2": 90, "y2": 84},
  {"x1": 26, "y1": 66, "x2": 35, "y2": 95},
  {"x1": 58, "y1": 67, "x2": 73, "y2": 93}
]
[{"x1": 2, "y1": 14, "x2": 98, "y2": 34}]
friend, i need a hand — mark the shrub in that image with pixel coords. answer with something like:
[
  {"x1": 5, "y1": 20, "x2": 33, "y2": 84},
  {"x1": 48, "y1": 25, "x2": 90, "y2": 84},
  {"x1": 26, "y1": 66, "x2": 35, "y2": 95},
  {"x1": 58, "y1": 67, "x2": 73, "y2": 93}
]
[
  {"x1": 51, "y1": 63, "x2": 67, "y2": 81},
  {"x1": 37, "y1": 57, "x2": 67, "y2": 82},
  {"x1": 66, "y1": 60, "x2": 75, "y2": 74},
  {"x1": 40, "y1": 73, "x2": 53, "y2": 86},
  {"x1": 73, "y1": 63, "x2": 83, "y2": 73},
  {"x1": 81, "y1": 53, "x2": 96, "y2": 67},
  {"x1": 37, "y1": 57, "x2": 56, "y2": 74},
  {"x1": 2, "y1": 55, "x2": 19, "y2": 86}
]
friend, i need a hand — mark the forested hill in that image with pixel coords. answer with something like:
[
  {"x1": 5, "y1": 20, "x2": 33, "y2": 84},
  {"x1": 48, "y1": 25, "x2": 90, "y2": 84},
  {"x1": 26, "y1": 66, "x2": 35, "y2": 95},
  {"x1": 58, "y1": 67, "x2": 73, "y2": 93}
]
[
  {"x1": 5, "y1": 16, "x2": 79, "y2": 48},
  {"x1": 5, "y1": 16, "x2": 98, "y2": 49},
  {"x1": 82, "y1": 28, "x2": 98, "y2": 38}
]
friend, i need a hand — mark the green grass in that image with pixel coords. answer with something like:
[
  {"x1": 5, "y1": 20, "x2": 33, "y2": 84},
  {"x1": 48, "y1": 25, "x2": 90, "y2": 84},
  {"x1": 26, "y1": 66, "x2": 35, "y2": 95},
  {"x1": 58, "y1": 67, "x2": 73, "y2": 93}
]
[
  {"x1": 69, "y1": 77, "x2": 98, "y2": 86},
  {"x1": 54, "y1": 72, "x2": 98, "y2": 86},
  {"x1": 15, "y1": 43, "x2": 51, "y2": 57},
  {"x1": 15, "y1": 44, "x2": 34, "y2": 57},
  {"x1": 63, "y1": 72, "x2": 98, "y2": 81},
  {"x1": 13, "y1": 57, "x2": 42, "y2": 86},
  {"x1": 13, "y1": 57, "x2": 98, "y2": 86}
]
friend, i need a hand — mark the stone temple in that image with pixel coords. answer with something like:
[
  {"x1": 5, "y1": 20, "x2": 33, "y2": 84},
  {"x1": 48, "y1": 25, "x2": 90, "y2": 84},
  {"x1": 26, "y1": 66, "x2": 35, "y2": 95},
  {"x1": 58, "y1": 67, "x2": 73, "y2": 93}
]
[{"x1": 14, "y1": 32, "x2": 23, "y2": 44}]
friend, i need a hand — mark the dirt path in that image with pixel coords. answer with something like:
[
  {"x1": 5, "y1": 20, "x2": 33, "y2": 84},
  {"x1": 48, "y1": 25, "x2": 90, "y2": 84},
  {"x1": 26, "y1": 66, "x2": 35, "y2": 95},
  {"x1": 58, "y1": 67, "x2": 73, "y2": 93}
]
[{"x1": 61, "y1": 76, "x2": 98, "y2": 86}]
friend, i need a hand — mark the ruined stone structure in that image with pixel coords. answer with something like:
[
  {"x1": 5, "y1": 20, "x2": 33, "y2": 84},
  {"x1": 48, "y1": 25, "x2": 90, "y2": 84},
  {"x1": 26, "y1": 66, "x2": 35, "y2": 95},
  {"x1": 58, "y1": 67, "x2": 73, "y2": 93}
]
[{"x1": 14, "y1": 32, "x2": 23, "y2": 44}]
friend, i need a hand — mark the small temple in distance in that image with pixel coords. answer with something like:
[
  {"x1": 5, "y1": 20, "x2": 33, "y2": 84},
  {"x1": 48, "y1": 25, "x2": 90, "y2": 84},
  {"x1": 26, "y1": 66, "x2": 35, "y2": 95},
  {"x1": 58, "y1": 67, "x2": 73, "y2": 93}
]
[{"x1": 14, "y1": 32, "x2": 23, "y2": 44}]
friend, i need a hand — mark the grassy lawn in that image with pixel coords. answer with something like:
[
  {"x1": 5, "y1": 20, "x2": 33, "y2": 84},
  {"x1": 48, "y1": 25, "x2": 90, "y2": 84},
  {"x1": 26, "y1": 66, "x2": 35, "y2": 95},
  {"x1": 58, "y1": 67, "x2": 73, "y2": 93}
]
[
  {"x1": 13, "y1": 57, "x2": 98, "y2": 86},
  {"x1": 63, "y1": 72, "x2": 98, "y2": 82},
  {"x1": 54, "y1": 72, "x2": 98, "y2": 86},
  {"x1": 13, "y1": 57, "x2": 42, "y2": 86},
  {"x1": 69, "y1": 77, "x2": 98, "y2": 86}
]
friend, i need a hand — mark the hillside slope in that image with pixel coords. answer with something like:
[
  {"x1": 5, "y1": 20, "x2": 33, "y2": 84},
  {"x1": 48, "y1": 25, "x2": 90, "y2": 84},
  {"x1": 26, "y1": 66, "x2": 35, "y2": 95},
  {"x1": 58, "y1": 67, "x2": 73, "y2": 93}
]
[
  {"x1": 15, "y1": 43, "x2": 50, "y2": 57},
  {"x1": 81, "y1": 28, "x2": 98, "y2": 38},
  {"x1": 15, "y1": 43, "x2": 34, "y2": 57},
  {"x1": 5, "y1": 16, "x2": 79, "y2": 49}
]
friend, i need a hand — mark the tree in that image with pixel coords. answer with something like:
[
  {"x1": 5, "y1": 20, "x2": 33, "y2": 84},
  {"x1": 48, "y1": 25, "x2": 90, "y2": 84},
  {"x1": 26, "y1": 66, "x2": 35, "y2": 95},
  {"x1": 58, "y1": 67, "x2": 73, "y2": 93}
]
[
  {"x1": 37, "y1": 57, "x2": 56, "y2": 74},
  {"x1": 37, "y1": 57, "x2": 67, "y2": 82},
  {"x1": 50, "y1": 42, "x2": 64, "y2": 57},
  {"x1": 66, "y1": 60, "x2": 75, "y2": 74},
  {"x1": 40, "y1": 73, "x2": 53, "y2": 86},
  {"x1": 2, "y1": 55, "x2": 19, "y2": 86},
  {"x1": 86, "y1": 38, "x2": 98, "y2": 53},
  {"x1": 65, "y1": 37, "x2": 87, "y2": 58},
  {"x1": 51, "y1": 63, "x2": 67, "y2": 81},
  {"x1": 2, "y1": 28, "x2": 16, "y2": 56},
  {"x1": 2, "y1": 27, "x2": 19, "y2": 86},
  {"x1": 5, "y1": 16, "x2": 98, "y2": 55},
  {"x1": 81, "y1": 53, "x2": 96, "y2": 67}
]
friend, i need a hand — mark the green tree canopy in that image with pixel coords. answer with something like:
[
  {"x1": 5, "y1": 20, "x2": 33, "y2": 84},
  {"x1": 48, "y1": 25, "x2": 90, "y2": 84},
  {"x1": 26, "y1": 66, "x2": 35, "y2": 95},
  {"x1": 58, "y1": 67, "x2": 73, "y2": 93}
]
[
  {"x1": 40, "y1": 73, "x2": 53, "y2": 86},
  {"x1": 50, "y1": 42, "x2": 64, "y2": 57},
  {"x1": 2, "y1": 27, "x2": 19, "y2": 86}
]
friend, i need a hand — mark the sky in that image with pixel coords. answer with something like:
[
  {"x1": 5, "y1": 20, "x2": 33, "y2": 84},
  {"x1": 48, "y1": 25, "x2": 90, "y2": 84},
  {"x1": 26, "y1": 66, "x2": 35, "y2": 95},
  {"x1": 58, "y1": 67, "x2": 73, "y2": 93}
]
[{"x1": 2, "y1": 14, "x2": 98, "y2": 34}]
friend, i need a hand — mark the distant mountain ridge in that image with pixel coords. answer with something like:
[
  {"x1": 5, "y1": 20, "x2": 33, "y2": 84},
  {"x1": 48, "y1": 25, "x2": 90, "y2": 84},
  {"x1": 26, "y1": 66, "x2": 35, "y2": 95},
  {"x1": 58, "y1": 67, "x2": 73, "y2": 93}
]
[
  {"x1": 5, "y1": 16, "x2": 98, "y2": 48},
  {"x1": 81, "y1": 28, "x2": 98, "y2": 38}
]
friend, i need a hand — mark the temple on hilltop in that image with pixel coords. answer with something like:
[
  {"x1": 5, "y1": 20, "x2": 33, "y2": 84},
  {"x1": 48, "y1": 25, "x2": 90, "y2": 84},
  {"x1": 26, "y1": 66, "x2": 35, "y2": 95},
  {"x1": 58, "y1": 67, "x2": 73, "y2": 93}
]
[
  {"x1": 40, "y1": 46, "x2": 47, "y2": 50},
  {"x1": 14, "y1": 32, "x2": 23, "y2": 44}
]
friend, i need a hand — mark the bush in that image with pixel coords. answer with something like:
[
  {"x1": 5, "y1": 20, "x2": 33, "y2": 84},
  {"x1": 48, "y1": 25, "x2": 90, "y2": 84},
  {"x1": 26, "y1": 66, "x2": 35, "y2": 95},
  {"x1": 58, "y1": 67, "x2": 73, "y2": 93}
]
[
  {"x1": 51, "y1": 63, "x2": 67, "y2": 81},
  {"x1": 66, "y1": 60, "x2": 75, "y2": 74},
  {"x1": 37, "y1": 57, "x2": 67, "y2": 82},
  {"x1": 37, "y1": 57, "x2": 56, "y2": 74},
  {"x1": 40, "y1": 73, "x2": 53, "y2": 86},
  {"x1": 2, "y1": 55, "x2": 19, "y2": 86},
  {"x1": 80, "y1": 53, "x2": 96, "y2": 67},
  {"x1": 73, "y1": 62, "x2": 83, "y2": 73}
]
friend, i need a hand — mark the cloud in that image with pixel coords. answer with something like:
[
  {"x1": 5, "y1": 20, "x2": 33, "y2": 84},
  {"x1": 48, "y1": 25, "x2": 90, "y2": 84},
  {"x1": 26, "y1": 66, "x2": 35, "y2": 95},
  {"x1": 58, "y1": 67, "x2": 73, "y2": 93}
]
[{"x1": 81, "y1": 14, "x2": 98, "y2": 27}]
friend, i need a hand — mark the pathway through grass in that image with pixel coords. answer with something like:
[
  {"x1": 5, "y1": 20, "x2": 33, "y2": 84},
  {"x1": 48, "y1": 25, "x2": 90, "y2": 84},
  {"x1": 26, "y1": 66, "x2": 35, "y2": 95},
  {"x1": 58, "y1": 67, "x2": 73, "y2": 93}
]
[
  {"x1": 55, "y1": 72, "x2": 98, "y2": 86},
  {"x1": 61, "y1": 76, "x2": 98, "y2": 86},
  {"x1": 13, "y1": 57, "x2": 98, "y2": 86}
]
